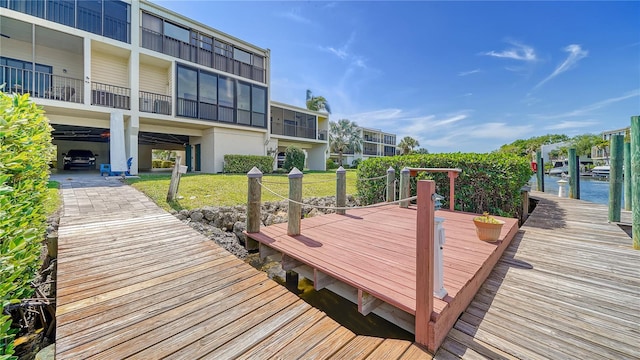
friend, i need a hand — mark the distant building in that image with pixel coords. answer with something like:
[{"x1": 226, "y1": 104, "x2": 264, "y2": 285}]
[
  {"x1": 330, "y1": 127, "x2": 396, "y2": 167},
  {"x1": 591, "y1": 127, "x2": 629, "y2": 165}
]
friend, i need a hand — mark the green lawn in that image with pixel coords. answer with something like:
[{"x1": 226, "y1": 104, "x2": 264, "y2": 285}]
[
  {"x1": 127, "y1": 170, "x2": 358, "y2": 211},
  {"x1": 44, "y1": 180, "x2": 61, "y2": 215}
]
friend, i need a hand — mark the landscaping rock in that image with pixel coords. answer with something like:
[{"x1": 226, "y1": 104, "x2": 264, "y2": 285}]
[
  {"x1": 233, "y1": 221, "x2": 247, "y2": 245},
  {"x1": 190, "y1": 211, "x2": 204, "y2": 222}
]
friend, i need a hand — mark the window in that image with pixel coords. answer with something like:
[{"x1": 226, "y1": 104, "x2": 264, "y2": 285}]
[
  {"x1": 104, "y1": 0, "x2": 129, "y2": 42},
  {"x1": 253, "y1": 55, "x2": 264, "y2": 69},
  {"x1": 47, "y1": 0, "x2": 75, "y2": 26},
  {"x1": 0, "y1": 57, "x2": 52, "y2": 96},
  {"x1": 237, "y1": 82, "x2": 251, "y2": 111},
  {"x1": 164, "y1": 22, "x2": 189, "y2": 42},
  {"x1": 233, "y1": 48, "x2": 251, "y2": 64},
  {"x1": 218, "y1": 76, "x2": 234, "y2": 108},
  {"x1": 199, "y1": 71, "x2": 217, "y2": 120},
  {"x1": 142, "y1": 12, "x2": 162, "y2": 33},
  {"x1": 215, "y1": 40, "x2": 233, "y2": 57},
  {"x1": 177, "y1": 65, "x2": 197, "y2": 117},
  {"x1": 77, "y1": 0, "x2": 102, "y2": 35},
  {"x1": 10, "y1": 0, "x2": 45, "y2": 17}
]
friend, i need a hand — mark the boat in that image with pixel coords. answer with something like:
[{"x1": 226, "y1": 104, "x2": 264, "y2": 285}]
[
  {"x1": 591, "y1": 165, "x2": 610, "y2": 178},
  {"x1": 548, "y1": 160, "x2": 568, "y2": 176}
]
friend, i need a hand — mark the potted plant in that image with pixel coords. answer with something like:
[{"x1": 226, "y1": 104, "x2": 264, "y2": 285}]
[{"x1": 473, "y1": 212, "x2": 505, "y2": 242}]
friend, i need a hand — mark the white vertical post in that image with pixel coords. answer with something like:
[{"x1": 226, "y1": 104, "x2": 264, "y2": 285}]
[
  {"x1": 400, "y1": 167, "x2": 410, "y2": 208},
  {"x1": 433, "y1": 217, "x2": 447, "y2": 299}
]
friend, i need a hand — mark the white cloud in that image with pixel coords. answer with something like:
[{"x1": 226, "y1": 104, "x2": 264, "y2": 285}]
[
  {"x1": 534, "y1": 44, "x2": 588, "y2": 89},
  {"x1": 320, "y1": 32, "x2": 369, "y2": 69},
  {"x1": 458, "y1": 69, "x2": 481, "y2": 76},
  {"x1": 483, "y1": 41, "x2": 537, "y2": 61},
  {"x1": 277, "y1": 8, "x2": 312, "y2": 24},
  {"x1": 537, "y1": 89, "x2": 640, "y2": 119},
  {"x1": 545, "y1": 120, "x2": 599, "y2": 130}
]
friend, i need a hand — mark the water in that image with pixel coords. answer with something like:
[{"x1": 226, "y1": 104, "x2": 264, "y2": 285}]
[{"x1": 530, "y1": 175, "x2": 621, "y2": 205}]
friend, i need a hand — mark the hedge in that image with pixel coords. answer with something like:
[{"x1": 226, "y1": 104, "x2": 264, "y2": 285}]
[
  {"x1": 223, "y1": 154, "x2": 273, "y2": 174},
  {"x1": 282, "y1": 146, "x2": 305, "y2": 172},
  {"x1": 0, "y1": 93, "x2": 53, "y2": 357},
  {"x1": 356, "y1": 153, "x2": 532, "y2": 217}
]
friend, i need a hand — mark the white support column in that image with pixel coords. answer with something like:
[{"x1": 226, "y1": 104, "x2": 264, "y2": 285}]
[
  {"x1": 433, "y1": 216, "x2": 447, "y2": 299},
  {"x1": 83, "y1": 37, "x2": 91, "y2": 105},
  {"x1": 129, "y1": 50, "x2": 140, "y2": 113},
  {"x1": 125, "y1": 115, "x2": 140, "y2": 175}
]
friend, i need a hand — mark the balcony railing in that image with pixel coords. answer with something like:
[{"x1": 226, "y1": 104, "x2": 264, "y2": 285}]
[
  {"x1": 271, "y1": 122, "x2": 317, "y2": 140},
  {"x1": 318, "y1": 130, "x2": 328, "y2": 141},
  {"x1": 139, "y1": 91, "x2": 171, "y2": 115},
  {"x1": 140, "y1": 27, "x2": 265, "y2": 83},
  {"x1": 364, "y1": 136, "x2": 380, "y2": 143},
  {"x1": 1, "y1": 65, "x2": 83, "y2": 103},
  {"x1": 363, "y1": 149, "x2": 379, "y2": 156},
  {"x1": 91, "y1": 82, "x2": 130, "y2": 109}
]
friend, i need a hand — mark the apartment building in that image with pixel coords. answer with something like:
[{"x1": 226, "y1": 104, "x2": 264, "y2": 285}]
[
  {"x1": 591, "y1": 126, "x2": 629, "y2": 164},
  {"x1": 331, "y1": 127, "x2": 396, "y2": 166},
  {"x1": 0, "y1": 0, "x2": 328, "y2": 173}
]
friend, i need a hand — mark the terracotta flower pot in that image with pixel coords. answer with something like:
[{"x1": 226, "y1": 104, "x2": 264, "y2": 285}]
[{"x1": 473, "y1": 219, "x2": 505, "y2": 242}]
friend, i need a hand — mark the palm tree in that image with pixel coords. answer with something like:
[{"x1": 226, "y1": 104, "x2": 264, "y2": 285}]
[
  {"x1": 398, "y1": 136, "x2": 420, "y2": 155},
  {"x1": 306, "y1": 89, "x2": 331, "y2": 114},
  {"x1": 330, "y1": 119, "x2": 362, "y2": 166}
]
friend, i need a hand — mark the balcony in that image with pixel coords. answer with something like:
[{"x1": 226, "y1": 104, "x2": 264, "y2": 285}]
[
  {"x1": 139, "y1": 91, "x2": 171, "y2": 115},
  {"x1": 363, "y1": 149, "x2": 379, "y2": 156},
  {"x1": 140, "y1": 27, "x2": 265, "y2": 83},
  {"x1": 364, "y1": 135, "x2": 380, "y2": 143},
  {"x1": 318, "y1": 130, "x2": 328, "y2": 141},
  {"x1": 1, "y1": 65, "x2": 83, "y2": 103},
  {"x1": 91, "y1": 82, "x2": 130, "y2": 110},
  {"x1": 271, "y1": 122, "x2": 318, "y2": 140}
]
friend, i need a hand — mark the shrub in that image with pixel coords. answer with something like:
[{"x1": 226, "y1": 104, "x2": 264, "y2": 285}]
[
  {"x1": 356, "y1": 153, "x2": 532, "y2": 217},
  {"x1": 0, "y1": 93, "x2": 53, "y2": 357},
  {"x1": 326, "y1": 158, "x2": 339, "y2": 170},
  {"x1": 283, "y1": 146, "x2": 305, "y2": 172},
  {"x1": 161, "y1": 161, "x2": 175, "y2": 169},
  {"x1": 351, "y1": 158, "x2": 362, "y2": 169},
  {"x1": 152, "y1": 160, "x2": 162, "y2": 168},
  {"x1": 224, "y1": 155, "x2": 273, "y2": 174}
]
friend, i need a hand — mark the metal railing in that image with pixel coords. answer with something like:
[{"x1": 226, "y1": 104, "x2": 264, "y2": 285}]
[
  {"x1": 140, "y1": 26, "x2": 266, "y2": 83},
  {"x1": 139, "y1": 91, "x2": 171, "y2": 115},
  {"x1": 1, "y1": 65, "x2": 83, "y2": 103},
  {"x1": 91, "y1": 82, "x2": 130, "y2": 109}
]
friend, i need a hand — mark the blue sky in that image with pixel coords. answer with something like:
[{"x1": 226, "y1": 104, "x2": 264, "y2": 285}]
[{"x1": 156, "y1": 1, "x2": 640, "y2": 153}]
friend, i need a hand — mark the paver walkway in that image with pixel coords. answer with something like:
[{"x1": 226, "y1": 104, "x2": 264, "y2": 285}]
[{"x1": 52, "y1": 174, "x2": 432, "y2": 359}]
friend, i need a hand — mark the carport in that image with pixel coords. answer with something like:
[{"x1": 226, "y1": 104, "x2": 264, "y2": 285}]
[
  {"x1": 51, "y1": 124, "x2": 110, "y2": 171},
  {"x1": 138, "y1": 131, "x2": 190, "y2": 172}
]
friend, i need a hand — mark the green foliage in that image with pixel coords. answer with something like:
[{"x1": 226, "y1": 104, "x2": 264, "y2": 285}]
[
  {"x1": 330, "y1": 119, "x2": 362, "y2": 166},
  {"x1": 326, "y1": 158, "x2": 339, "y2": 170},
  {"x1": 305, "y1": 89, "x2": 331, "y2": 113},
  {"x1": 223, "y1": 155, "x2": 273, "y2": 174},
  {"x1": 350, "y1": 158, "x2": 362, "y2": 169},
  {"x1": 283, "y1": 146, "x2": 305, "y2": 172},
  {"x1": 568, "y1": 134, "x2": 601, "y2": 157},
  {"x1": 0, "y1": 93, "x2": 53, "y2": 357},
  {"x1": 356, "y1": 153, "x2": 532, "y2": 217},
  {"x1": 398, "y1": 136, "x2": 420, "y2": 155},
  {"x1": 497, "y1": 134, "x2": 570, "y2": 156}
]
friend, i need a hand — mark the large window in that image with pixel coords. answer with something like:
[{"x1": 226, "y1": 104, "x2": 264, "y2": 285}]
[
  {"x1": 3, "y1": 0, "x2": 130, "y2": 43},
  {"x1": 77, "y1": 0, "x2": 102, "y2": 35},
  {"x1": 177, "y1": 65, "x2": 197, "y2": 118},
  {"x1": 269, "y1": 105, "x2": 316, "y2": 139},
  {"x1": 175, "y1": 64, "x2": 266, "y2": 128},
  {"x1": 164, "y1": 22, "x2": 189, "y2": 43}
]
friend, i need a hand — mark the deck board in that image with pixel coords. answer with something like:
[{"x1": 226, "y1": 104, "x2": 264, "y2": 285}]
[
  {"x1": 55, "y1": 179, "x2": 429, "y2": 359},
  {"x1": 436, "y1": 191, "x2": 640, "y2": 359},
  {"x1": 246, "y1": 205, "x2": 519, "y2": 350}
]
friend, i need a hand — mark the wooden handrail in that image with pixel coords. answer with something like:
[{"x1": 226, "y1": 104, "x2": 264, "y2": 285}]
[{"x1": 408, "y1": 168, "x2": 461, "y2": 211}]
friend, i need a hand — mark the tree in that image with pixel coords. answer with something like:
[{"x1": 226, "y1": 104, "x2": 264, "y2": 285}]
[
  {"x1": 398, "y1": 136, "x2": 420, "y2": 155},
  {"x1": 329, "y1": 119, "x2": 362, "y2": 166},
  {"x1": 569, "y1": 134, "x2": 601, "y2": 157},
  {"x1": 306, "y1": 90, "x2": 331, "y2": 114},
  {"x1": 497, "y1": 134, "x2": 570, "y2": 157},
  {"x1": 415, "y1": 148, "x2": 429, "y2": 154}
]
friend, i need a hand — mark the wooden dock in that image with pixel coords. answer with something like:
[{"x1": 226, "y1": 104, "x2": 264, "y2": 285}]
[
  {"x1": 434, "y1": 191, "x2": 640, "y2": 358},
  {"x1": 246, "y1": 204, "x2": 519, "y2": 352},
  {"x1": 54, "y1": 178, "x2": 433, "y2": 359}
]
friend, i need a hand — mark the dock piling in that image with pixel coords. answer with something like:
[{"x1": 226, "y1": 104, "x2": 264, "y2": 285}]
[
  {"x1": 400, "y1": 167, "x2": 410, "y2": 208},
  {"x1": 336, "y1": 166, "x2": 346, "y2": 215},
  {"x1": 568, "y1": 148, "x2": 578, "y2": 199},
  {"x1": 246, "y1": 166, "x2": 263, "y2": 250},
  {"x1": 624, "y1": 141, "x2": 631, "y2": 211},
  {"x1": 631, "y1": 116, "x2": 640, "y2": 249},
  {"x1": 386, "y1": 167, "x2": 395, "y2": 202},
  {"x1": 536, "y1": 150, "x2": 544, "y2": 192},
  {"x1": 609, "y1": 135, "x2": 624, "y2": 223},
  {"x1": 288, "y1": 167, "x2": 303, "y2": 236}
]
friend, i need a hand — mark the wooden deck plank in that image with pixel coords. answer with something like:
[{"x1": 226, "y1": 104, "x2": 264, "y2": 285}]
[
  {"x1": 364, "y1": 338, "x2": 413, "y2": 359},
  {"x1": 327, "y1": 335, "x2": 385, "y2": 359},
  {"x1": 269, "y1": 316, "x2": 343, "y2": 359},
  {"x1": 297, "y1": 326, "x2": 357, "y2": 360},
  {"x1": 438, "y1": 191, "x2": 640, "y2": 360}
]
